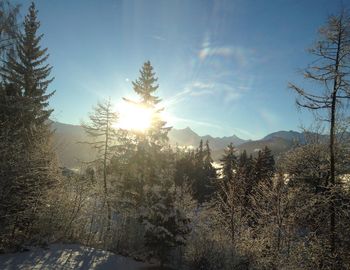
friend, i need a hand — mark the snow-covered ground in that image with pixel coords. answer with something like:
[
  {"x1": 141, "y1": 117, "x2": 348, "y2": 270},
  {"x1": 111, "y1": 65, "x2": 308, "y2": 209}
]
[{"x1": 0, "y1": 244, "x2": 153, "y2": 270}]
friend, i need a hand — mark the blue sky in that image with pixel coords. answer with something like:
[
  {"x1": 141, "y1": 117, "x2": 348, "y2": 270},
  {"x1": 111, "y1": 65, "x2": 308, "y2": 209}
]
[{"x1": 16, "y1": 0, "x2": 348, "y2": 139}]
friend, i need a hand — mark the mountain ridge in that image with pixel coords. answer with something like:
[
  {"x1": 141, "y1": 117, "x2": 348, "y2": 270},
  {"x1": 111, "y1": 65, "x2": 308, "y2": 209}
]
[{"x1": 51, "y1": 121, "x2": 319, "y2": 168}]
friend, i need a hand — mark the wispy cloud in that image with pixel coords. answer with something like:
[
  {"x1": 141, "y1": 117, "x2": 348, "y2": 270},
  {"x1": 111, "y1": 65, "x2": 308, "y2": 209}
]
[
  {"x1": 230, "y1": 127, "x2": 261, "y2": 140},
  {"x1": 151, "y1": 35, "x2": 166, "y2": 41},
  {"x1": 163, "y1": 79, "x2": 249, "y2": 108},
  {"x1": 163, "y1": 81, "x2": 215, "y2": 107},
  {"x1": 169, "y1": 115, "x2": 222, "y2": 130},
  {"x1": 259, "y1": 109, "x2": 280, "y2": 127},
  {"x1": 191, "y1": 81, "x2": 215, "y2": 89},
  {"x1": 198, "y1": 33, "x2": 256, "y2": 68},
  {"x1": 199, "y1": 46, "x2": 234, "y2": 60}
]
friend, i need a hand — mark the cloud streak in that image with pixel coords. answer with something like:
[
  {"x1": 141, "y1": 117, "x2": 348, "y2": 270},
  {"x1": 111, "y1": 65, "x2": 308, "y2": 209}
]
[
  {"x1": 198, "y1": 33, "x2": 256, "y2": 68},
  {"x1": 151, "y1": 35, "x2": 166, "y2": 41},
  {"x1": 163, "y1": 79, "x2": 250, "y2": 108},
  {"x1": 169, "y1": 115, "x2": 222, "y2": 130}
]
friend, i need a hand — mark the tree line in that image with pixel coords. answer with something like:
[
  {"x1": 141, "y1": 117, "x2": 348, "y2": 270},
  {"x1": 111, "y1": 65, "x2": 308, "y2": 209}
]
[{"x1": 0, "y1": 2, "x2": 350, "y2": 269}]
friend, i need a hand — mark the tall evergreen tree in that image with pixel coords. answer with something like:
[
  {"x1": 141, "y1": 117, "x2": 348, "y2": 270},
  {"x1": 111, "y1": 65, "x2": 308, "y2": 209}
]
[
  {"x1": 254, "y1": 146, "x2": 275, "y2": 186},
  {"x1": 2, "y1": 2, "x2": 54, "y2": 127},
  {"x1": 119, "y1": 61, "x2": 172, "y2": 209},
  {"x1": 192, "y1": 140, "x2": 216, "y2": 203},
  {"x1": 140, "y1": 171, "x2": 190, "y2": 268},
  {"x1": 0, "y1": 2, "x2": 57, "y2": 249},
  {"x1": 125, "y1": 60, "x2": 170, "y2": 146},
  {"x1": 217, "y1": 143, "x2": 239, "y2": 246},
  {"x1": 220, "y1": 143, "x2": 237, "y2": 189}
]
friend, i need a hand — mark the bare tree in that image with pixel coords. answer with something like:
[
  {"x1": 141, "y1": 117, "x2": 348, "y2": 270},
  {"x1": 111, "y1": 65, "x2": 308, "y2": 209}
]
[
  {"x1": 82, "y1": 98, "x2": 119, "y2": 239},
  {"x1": 289, "y1": 10, "x2": 350, "y2": 258},
  {"x1": 0, "y1": 0, "x2": 20, "y2": 61}
]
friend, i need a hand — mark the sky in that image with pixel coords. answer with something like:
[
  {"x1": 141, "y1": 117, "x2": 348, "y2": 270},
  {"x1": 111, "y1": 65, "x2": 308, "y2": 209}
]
[{"x1": 15, "y1": 0, "x2": 349, "y2": 139}]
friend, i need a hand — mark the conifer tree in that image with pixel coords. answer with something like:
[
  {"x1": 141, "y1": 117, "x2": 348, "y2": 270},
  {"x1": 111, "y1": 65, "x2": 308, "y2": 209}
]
[
  {"x1": 2, "y1": 2, "x2": 54, "y2": 127},
  {"x1": 125, "y1": 60, "x2": 170, "y2": 146},
  {"x1": 0, "y1": 2, "x2": 57, "y2": 248},
  {"x1": 217, "y1": 143, "x2": 238, "y2": 246},
  {"x1": 174, "y1": 149, "x2": 196, "y2": 188},
  {"x1": 192, "y1": 140, "x2": 216, "y2": 203},
  {"x1": 237, "y1": 151, "x2": 255, "y2": 213},
  {"x1": 119, "y1": 61, "x2": 172, "y2": 211},
  {"x1": 254, "y1": 146, "x2": 275, "y2": 186},
  {"x1": 220, "y1": 143, "x2": 237, "y2": 190},
  {"x1": 141, "y1": 171, "x2": 190, "y2": 268},
  {"x1": 203, "y1": 140, "x2": 217, "y2": 196}
]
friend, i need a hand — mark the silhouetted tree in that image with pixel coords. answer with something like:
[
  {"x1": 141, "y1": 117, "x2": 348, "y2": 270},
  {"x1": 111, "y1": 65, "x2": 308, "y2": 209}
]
[
  {"x1": 0, "y1": 2, "x2": 57, "y2": 249},
  {"x1": 289, "y1": 10, "x2": 350, "y2": 260},
  {"x1": 125, "y1": 60, "x2": 171, "y2": 147},
  {"x1": 191, "y1": 140, "x2": 216, "y2": 203},
  {"x1": 254, "y1": 146, "x2": 275, "y2": 186},
  {"x1": 2, "y1": 2, "x2": 54, "y2": 126}
]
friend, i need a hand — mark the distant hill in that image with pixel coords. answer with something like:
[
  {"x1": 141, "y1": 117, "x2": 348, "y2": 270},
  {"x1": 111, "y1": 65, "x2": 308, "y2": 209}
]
[
  {"x1": 52, "y1": 122, "x2": 96, "y2": 168},
  {"x1": 262, "y1": 130, "x2": 306, "y2": 143},
  {"x1": 212, "y1": 137, "x2": 296, "y2": 161},
  {"x1": 168, "y1": 126, "x2": 247, "y2": 150},
  {"x1": 52, "y1": 121, "x2": 327, "y2": 167}
]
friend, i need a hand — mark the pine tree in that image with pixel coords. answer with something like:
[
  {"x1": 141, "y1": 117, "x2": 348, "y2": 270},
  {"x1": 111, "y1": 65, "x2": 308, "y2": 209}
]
[
  {"x1": 237, "y1": 151, "x2": 255, "y2": 214},
  {"x1": 217, "y1": 143, "x2": 238, "y2": 246},
  {"x1": 203, "y1": 140, "x2": 217, "y2": 197},
  {"x1": 174, "y1": 149, "x2": 196, "y2": 188},
  {"x1": 0, "y1": 2, "x2": 57, "y2": 249},
  {"x1": 220, "y1": 143, "x2": 237, "y2": 190},
  {"x1": 2, "y1": 2, "x2": 54, "y2": 127},
  {"x1": 125, "y1": 60, "x2": 170, "y2": 146},
  {"x1": 192, "y1": 140, "x2": 216, "y2": 203},
  {"x1": 254, "y1": 146, "x2": 275, "y2": 186},
  {"x1": 119, "y1": 61, "x2": 172, "y2": 209},
  {"x1": 141, "y1": 171, "x2": 190, "y2": 267}
]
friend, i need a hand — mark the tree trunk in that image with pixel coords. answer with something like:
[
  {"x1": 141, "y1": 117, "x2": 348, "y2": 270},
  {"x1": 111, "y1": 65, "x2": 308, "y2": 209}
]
[
  {"x1": 103, "y1": 108, "x2": 111, "y2": 236},
  {"x1": 329, "y1": 23, "x2": 342, "y2": 255}
]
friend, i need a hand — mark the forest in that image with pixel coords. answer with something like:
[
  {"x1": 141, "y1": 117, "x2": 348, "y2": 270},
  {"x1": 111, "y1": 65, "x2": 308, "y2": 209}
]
[{"x1": 0, "y1": 1, "x2": 350, "y2": 270}]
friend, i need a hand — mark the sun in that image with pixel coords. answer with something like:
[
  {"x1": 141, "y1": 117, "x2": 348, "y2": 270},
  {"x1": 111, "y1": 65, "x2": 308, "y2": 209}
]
[{"x1": 115, "y1": 102, "x2": 153, "y2": 132}]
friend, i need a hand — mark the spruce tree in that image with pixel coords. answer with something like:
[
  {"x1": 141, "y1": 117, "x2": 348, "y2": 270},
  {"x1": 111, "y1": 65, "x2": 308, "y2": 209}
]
[
  {"x1": 203, "y1": 140, "x2": 217, "y2": 196},
  {"x1": 120, "y1": 61, "x2": 171, "y2": 207},
  {"x1": 220, "y1": 143, "x2": 237, "y2": 189},
  {"x1": 2, "y1": 2, "x2": 54, "y2": 128},
  {"x1": 0, "y1": 2, "x2": 57, "y2": 249},
  {"x1": 254, "y1": 146, "x2": 275, "y2": 186},
  {"x1": 192, "y1": 140, "x2": 216, "y2": 203},
  {"x1": 217, "y1": 143, "x2": 238, "y2": 246},
  {"x1": 126, "y1": 60, "x2": 170, "y2": 146},
  {"x1": 140, "y1": 171, "x2": 190, "y2": 267}
]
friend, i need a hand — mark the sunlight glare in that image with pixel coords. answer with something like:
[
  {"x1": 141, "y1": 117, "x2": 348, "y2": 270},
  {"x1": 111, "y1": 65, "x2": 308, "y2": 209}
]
[{"x1": 116, "y1": 102, "x2": 153, "y2": 132}]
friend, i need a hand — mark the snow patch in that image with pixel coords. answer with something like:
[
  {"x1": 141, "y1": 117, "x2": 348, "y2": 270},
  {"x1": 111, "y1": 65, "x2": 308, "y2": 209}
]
[{"x1": 0, "y1": 244, "x2": 153, "y2": 270}]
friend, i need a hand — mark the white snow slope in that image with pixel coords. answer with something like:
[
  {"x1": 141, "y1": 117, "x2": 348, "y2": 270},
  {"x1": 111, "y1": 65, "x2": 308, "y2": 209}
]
[{"x1": 0, "y1": 244, "x2": 153, "y2": 270}]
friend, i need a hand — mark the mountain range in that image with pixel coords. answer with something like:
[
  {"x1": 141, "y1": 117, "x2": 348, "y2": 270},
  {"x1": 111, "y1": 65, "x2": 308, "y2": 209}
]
[{"x1": 52, "y1": 121, "x2": 322, "y2": 168}]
